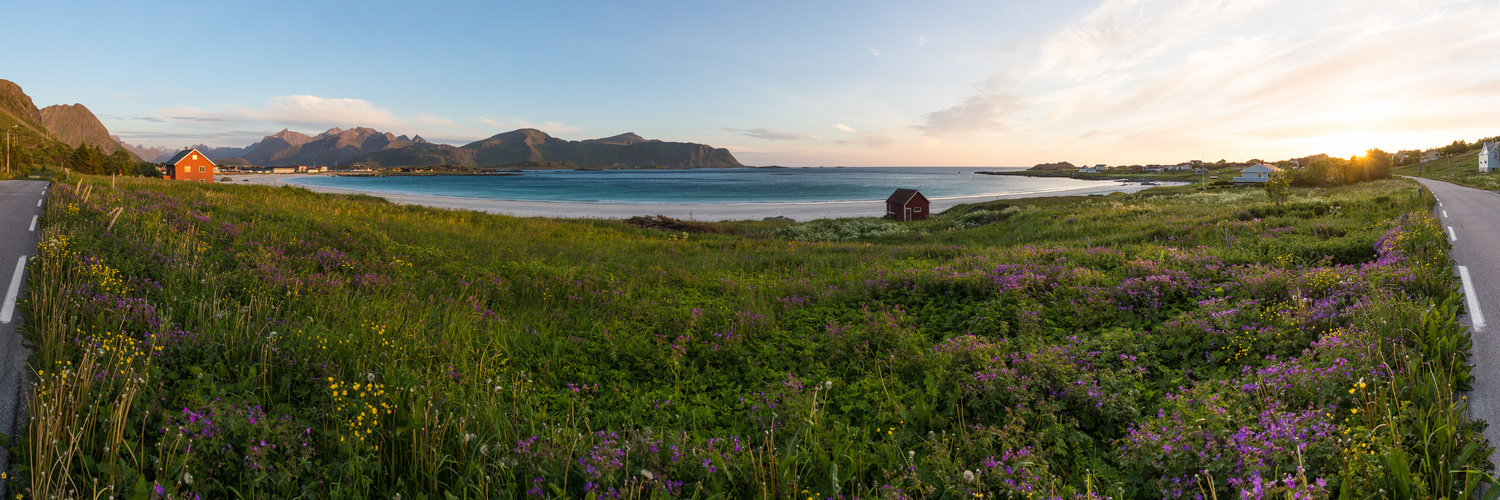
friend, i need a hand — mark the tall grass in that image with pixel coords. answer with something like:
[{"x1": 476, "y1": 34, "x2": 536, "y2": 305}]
[{"x1": 12, "y1": 176, "x2": 1490, "y2": 498}]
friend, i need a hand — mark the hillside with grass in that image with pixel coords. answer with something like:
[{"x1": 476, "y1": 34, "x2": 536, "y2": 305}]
[
  {"x1": 1395, "y1": 146, "x2": 1500, "y2": 189},
  {"x1": 19, "y1": 176, "x2": 1489, "y2": 498},
  {"x1": 0, "y1": 79, "x2": 59, "y2": 150}
]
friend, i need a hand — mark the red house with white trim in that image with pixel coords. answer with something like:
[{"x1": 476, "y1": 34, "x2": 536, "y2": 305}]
[
  {"x1": 162, "y1": 148, "x2": 215, "y2": 183},
  {"x1": 885, "y1": 188, "x2": 930, "y2": 221}
]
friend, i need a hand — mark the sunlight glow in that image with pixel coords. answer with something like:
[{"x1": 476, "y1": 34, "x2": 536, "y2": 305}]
[{"x1": 1314, "y1": 134, "x2": 1384, "y2": 159}]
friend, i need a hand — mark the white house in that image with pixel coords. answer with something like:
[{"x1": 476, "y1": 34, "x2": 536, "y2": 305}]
[
  {"x1": 1423, "y1": 150, "x2": 1442, "y2": 162},
  {"x1": 1480, "y1": 142, "x2": 1498, "y2": 173},
  {"x1": 1078, "y1": 165, "x2": 1100, "y2": 174},
  {"x1": 1233, "y1": 163, "x2": 1284, "y2": 183}
]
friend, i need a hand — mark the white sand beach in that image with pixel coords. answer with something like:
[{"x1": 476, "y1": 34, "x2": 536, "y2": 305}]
[{"x1": 232, "y1": 173, "x2": 1174, "y2": 221}]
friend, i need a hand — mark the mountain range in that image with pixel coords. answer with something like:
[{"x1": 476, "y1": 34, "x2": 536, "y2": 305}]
[
  {"x1": 115, "y1": 137, "x2": 175, "y2": 163},
  {"x1": 197, "y1": 127, "x2": 741, "y2": 168},
  {"x1": 0, "y1": 78, "x2": 741, "y2": 169}
]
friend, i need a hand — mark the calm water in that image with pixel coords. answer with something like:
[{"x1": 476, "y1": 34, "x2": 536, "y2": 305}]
[{"x1": 287, "y1": 167, "x2": 1127, "y2": 204}]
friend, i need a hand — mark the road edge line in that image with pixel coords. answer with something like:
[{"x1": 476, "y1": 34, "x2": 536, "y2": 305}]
[
  {"x1": 1460, "y1": 265, "x2": 1486, "y2": 332},
  {"x1": 0, "y1": 256, "x2": 24, "y2": 324}
]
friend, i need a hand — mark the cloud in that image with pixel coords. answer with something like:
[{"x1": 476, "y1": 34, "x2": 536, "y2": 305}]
[
  {"x1": 151, "y1": 96, "x2": 410, "y2": 130},
  {"x1": 155, "y1": 105, "x2": 245, "y2": 123},
  {"x1": 861, "y1": 132, "x2": 893, "y2": 150},
  {"x1": 477, "y1": 117, "x2": 580, "y2": 135},
  {"x1": 915, "y1": 76, "x2": 1022, "y2": 136},
  {"x1": 724, "y1": 127, "x2": 818, "y2": 141},
  {"x1": 916, "y1": 36, "x2": 929, "y2": 47},
  {"x1": 910, "y1": 0, "x2": 1500, "y2": 162},
  {"x1": 234, "y1": 95, "x2": 404, "y2": 129},
  {"x1": 835, "y1": 124, "x2": 857, "y2": 133},
  {"x1": 832, "y1": 128, "x2": 893, "y2": 150},
  {"x1": 868, "y1": 47, "x2": 883, "y2": 57},
  {"x1": 111, "y1": 129, "x2": 280, "y2": 148},
  {"x1": 1028, "y1": 0, "x2": 1278, "y2": 81}
]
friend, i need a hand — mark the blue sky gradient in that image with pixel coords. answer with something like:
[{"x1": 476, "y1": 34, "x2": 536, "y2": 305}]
[{"x1": 4, "y1": 0, "x2": 1497, "y2": 166}]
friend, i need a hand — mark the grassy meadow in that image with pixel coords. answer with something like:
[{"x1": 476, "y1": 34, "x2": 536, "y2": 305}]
[
  {"x1": 15, "y1": 176, "x2": 1491, "y2": 499},
  {"x1": 1393, "y1": 152, "x2": 1500, "y2": 190}
]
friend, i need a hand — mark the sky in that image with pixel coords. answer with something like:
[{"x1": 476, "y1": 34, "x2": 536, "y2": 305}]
[{"x1": 3, "y1": 0, "x2": 1498, "y2": 167}]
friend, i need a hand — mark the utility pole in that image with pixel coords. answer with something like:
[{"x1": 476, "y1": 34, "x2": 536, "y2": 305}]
[{"x1": 4, "y1": 125, "x2": 14, "y2": 174}]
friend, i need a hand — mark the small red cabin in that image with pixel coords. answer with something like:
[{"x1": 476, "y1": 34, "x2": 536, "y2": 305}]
[
  {"x1": 162, "y1": 148, "x2": 216, "y2": 183},
  {"x1": 885, "y1": 188, "x2": 930, "y2": 221}
]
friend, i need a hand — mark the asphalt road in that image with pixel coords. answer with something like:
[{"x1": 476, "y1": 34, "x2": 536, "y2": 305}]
[
  {"x1": 0, "y1": 179, "x2": 44, "y2": 490},
  {"x1": 1411, "y1": 178, "x2": 1500, "y2": 457}
]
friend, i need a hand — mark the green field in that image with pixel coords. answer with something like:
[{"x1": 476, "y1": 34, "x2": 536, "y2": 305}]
[
  {"x1": 1394, "y1": 151, "x2": 1500, "y2": 190},
  {"x1": 17, "y1": 176, "x2": 1490, "y2": 499}
]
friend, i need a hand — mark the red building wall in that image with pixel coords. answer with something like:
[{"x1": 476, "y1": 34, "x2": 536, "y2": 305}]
[
  {"x1": 167, "y1": 150, "x2": 216, "y2": 183},
  {"x1": 887, "y1": 195, "x2": 930, "y2": 221}
]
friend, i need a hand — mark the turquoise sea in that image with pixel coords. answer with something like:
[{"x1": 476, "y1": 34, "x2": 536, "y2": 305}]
[{"x1": 286, "y1": 167, "x2": 1129, "y2": 204}]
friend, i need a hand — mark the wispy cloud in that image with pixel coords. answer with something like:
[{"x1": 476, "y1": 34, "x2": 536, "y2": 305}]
[
  {"x1": 916, "y1": 76, "x2": 1022, "y2": 136},
  {"x1": 724, "y1": 127, "x2": 818, "y2": 141},
  {"x1": 1028, "y1": 0, "x2": 1277, "y2": 82},
  {"x1": 916, "y1": 0, "x2": 1500, "y2": 160},
  {"x1": 829, "y1": 123, "x2": 890, "y2": 149},
  {"x1": 154, "y1": 95, "x2": 407, "y2": 129},
  {"x1": 916, "y1": 36, "x2": 928, "y2": 47},
  {"x1": 861, "y1": 131, "x2": 893, "y2": 150},
  {"x1": 235, "y1": 95, "x2": 404, "y2": 128},
  {"x1": 868, "y1": 47, "x2": 883, "y2": 57}
]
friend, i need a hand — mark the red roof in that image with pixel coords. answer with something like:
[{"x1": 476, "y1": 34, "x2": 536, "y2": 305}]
[{"x1": 886, "y1": 188, "x2": 923, "y2": 205}]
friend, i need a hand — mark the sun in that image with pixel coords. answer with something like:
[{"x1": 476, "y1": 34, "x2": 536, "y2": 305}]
[{"x1": 1314, "y1": 134, "x2": 1385, "y2": 160}]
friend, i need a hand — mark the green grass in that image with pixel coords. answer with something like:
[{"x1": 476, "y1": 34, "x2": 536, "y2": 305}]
[
  {"x1": 16, "y1": 175, "x2": 1490, "y2": 499},
  {"x1": 1394, "y1": 150, "x2": 1500, "y2": 189}
]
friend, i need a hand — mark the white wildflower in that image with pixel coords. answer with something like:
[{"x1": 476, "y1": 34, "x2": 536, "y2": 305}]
[
  {"x1": 640, "y1": 469, "x2": 655, "y2": 480},
  {"x1": 963, "y1": 470, "x2": 975, "y2": 483}
]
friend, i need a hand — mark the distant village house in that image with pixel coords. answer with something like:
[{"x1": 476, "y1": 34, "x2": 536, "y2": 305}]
[
  {"x1": 1232, "y1": 163, "x2": 1283, "y2": 184},
  {"x1": 885, "y1": 189, "x2": 930, "y2": 222},
  {"x1": 162, "y1": 148, "x2": 216, "y2": 183},
  {"x1": 1481, "y1": 142, "x2": 1499, "y2": 173}
]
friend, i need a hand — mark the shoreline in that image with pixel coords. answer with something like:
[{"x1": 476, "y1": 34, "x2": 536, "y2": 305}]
[{"x1": 230, "y1": 173, "x2": 1177, "y2": 221}]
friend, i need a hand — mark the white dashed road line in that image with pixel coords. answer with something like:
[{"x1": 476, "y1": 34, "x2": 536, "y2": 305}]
[
  {"x1": 1, "y1": 256, "x2": 25, "y2": 324},
  {"x1": 1449, "y1": 226, "x2": 1459, "y2": 242},
  {"x1": 35, "y1": 199, "x2": 41, "y2": 207},
  {"x1": 1444, "y1": 210, "x2": 1450, "y2": 218},
  {"x1": 28, "y1": 216, "x2": 36, "y2": 232},
  {"x1": 1461, "y1": 266, "x2": 1487, "y2": 332}
]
